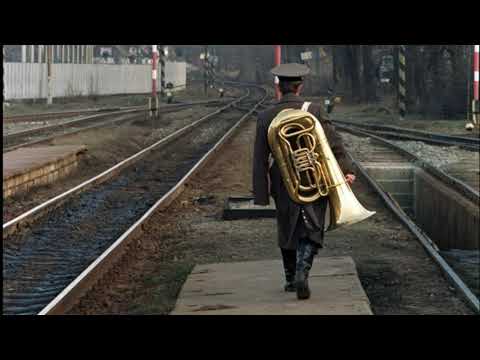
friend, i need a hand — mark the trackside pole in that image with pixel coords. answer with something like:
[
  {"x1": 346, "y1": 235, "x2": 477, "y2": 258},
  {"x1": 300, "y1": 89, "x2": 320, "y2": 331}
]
[
  {"x1": 473, "y1": 45, "x2": 479, "y2": 126},
  {"x1": 398, "y1": 45, "x2": 407, "y2": 120},
  {"x1": 275, "y1": 45, "x2": 282, "y2": 100},
  {"x1": 150, "y1": 45, "x2": 159, "y2": 118}
]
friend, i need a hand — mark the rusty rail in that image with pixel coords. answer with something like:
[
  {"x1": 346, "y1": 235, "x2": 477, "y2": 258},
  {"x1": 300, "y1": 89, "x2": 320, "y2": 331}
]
[{"x1": 38, "y1": 85, "x2": 268, "y2": 315}]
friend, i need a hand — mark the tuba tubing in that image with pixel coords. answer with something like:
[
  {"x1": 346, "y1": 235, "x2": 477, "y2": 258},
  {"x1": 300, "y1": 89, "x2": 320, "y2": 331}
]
[{"x1": 268, "y1": 109, "x2": 375, "y2": 231}]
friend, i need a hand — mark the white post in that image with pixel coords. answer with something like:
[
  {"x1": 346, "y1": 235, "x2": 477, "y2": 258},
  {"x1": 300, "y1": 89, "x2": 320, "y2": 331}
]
[
  {"x1": 474, "y1": 45, "x2": 479, "y2": 126},
  {"x1": 47, "y1": 45, "x2": 53, "y2": 105},
  {"x1": 30, "y1": 45, "x2": 35, "y2": 62},
  {"x1": 2, "y1": 46, "x2": 4, "y2": 104},
  {"x1": 21, "y1": 45, "x2": 26, "y2": 63}
]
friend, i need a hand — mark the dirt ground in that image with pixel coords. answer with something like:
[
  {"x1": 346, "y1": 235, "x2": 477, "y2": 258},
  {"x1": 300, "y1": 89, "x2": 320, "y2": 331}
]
[{"x1": 71, "y1": 118, "x2": 474, "y2": 315}]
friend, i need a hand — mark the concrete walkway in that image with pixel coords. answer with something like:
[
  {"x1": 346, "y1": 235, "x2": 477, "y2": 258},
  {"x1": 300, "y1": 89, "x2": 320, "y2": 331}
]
[
  {"x1": 3, "y1": 145, "x2": 86, "y2": 198},
  {"x1": 3, "y1": 145, "x2": 86, "y2": 179},
  {"x1": 172, "y1": 256, "x2": 373, "y2": 315}
]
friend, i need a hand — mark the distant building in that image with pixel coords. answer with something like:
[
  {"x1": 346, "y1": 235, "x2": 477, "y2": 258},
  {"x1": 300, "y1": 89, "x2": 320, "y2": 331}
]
[
  {"x1": 93, "y1": 45, "x2": 128, "y2": 64},
  {"x1": 3, "y1": 45, "x2": 94, "y2": 64},
  {"x1": 3, "y1": 45, "x2": 178, "y2": 66},
  {"x1": 92, "y1": 45, "x2": 176, "y2": 65}
]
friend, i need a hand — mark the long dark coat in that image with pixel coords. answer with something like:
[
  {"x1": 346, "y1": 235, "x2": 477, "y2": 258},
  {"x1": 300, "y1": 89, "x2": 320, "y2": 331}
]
[{"x1": 252, "y1": 94, "x2": 355, "y2": 250}]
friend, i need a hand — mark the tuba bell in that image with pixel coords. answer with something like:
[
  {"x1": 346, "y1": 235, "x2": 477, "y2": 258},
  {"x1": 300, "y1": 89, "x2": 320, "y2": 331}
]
[{"x1": 267, "y1": 108, "x2": 375, "y2": 231}]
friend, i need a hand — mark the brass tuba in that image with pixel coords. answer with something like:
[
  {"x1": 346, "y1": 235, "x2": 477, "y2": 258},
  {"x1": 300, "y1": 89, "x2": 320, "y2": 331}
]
[{"x1": 267, "y1": 108, "x2": 375, "y2": 231}]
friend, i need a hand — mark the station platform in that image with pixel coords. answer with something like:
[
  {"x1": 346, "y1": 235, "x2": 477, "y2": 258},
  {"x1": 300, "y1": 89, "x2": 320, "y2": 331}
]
[
  {"x1": 3, "y1": 145, "x2": 86, "y2": 199},
  {"x1": 171, "y1": 256, "x2": 373, "y2": 315}
]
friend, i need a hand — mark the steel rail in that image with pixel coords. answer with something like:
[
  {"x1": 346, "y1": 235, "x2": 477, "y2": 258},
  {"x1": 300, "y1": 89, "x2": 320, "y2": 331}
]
[
  {"x1": 3, "y1": 106, "x2": 144, "y2": 123},
  {"x1": 38, "y1": 85, "x2": 268, "y2": 315},
  {"x1": 3, "y1": 83, "x2": 234, "y2": 123},
  {"x1": 333, "y1": 119, "x2": 480, "y2": 144},
  {"x1": 4, "y1": 108, "x2": 144, "y2": 140},
  {"x1": 3, "y1": 113, "x2": 143, "y2": 154},
  {"x1": 335, "y1": 124, "x2": 479, "y2": 204},
  {"x1": 332, "y1": 119, "x2": 480, "y2": 151},
  {"x1": 3, "y1": 99, "x2": 232, "y2": 144},
  {"x1": 347, "y1": 152, "x2": 479, "y2": 313},
  {"x1": 3, "y1": 91, "x2": 250, "y2": 238},
  {"x1": 3, "y1": 100, "x2": 236, "y2": 153}
]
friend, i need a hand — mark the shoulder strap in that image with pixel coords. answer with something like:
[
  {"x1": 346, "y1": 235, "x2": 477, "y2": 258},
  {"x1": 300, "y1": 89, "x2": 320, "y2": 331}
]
[{"x1": 301, "y1": 102, "x2": 312, "y2": 112}]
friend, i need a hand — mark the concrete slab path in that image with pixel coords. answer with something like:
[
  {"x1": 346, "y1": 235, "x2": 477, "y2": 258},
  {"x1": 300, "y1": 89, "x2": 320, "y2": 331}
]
[
  {"x1": 172, "y1": 256, "x2": 373, "y2": 315},
  {"x1": 3, "y1": 145, "x2": 86, "y2": 179}
]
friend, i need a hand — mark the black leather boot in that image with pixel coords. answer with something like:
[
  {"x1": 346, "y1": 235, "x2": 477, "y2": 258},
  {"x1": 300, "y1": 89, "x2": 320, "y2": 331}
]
[
  {"x1": 281, "y1": 249, "x2": 297, "y2": 292},
  {"x1": 295, "y1": 239, "x2": 317, "y2": 300}
]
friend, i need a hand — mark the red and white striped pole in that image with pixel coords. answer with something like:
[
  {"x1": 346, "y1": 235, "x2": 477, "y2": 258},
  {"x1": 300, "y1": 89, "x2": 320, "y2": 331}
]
[
  {"x1": 473, "y1": 45, "x2": 479, "y2": 125},
  {"x1": 274, "y1": 45, "x2": 282, "y2": 100},
  {"x1": 150, "y1": 45, "x2": 159, "y2": 117},
  {"x1": 152, "y1": 45, "x2": 158, "y2": 97},
  {"x1": 474, "y1": 45, "x2": 479, "y2": 102}
]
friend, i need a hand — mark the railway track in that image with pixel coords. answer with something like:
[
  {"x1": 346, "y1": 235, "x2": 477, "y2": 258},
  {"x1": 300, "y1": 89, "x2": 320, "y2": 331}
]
[
  {"x1": 3, "y1": 99, "x2": 236, "y2": 153},
  {"x1": 3, "y1": 106, "x2": 144, "y2": 123},
  {"x1": 335, "y1": 123, "x2": 479, "y2": 199},
  {"x1": 332, "y1": 119, "x2": 480, "y2": 151},
  {"x1": 3, "y1": 84, "x2": 268, "y2": 315},
  {"x1": 336, "y1": 124, "x2": 479, "y2": 312}
]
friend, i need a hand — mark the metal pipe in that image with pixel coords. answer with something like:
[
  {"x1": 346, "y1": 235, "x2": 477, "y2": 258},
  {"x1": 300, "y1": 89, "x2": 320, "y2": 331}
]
[
  {"x1": 474, "y1": 45, "x2": 479, "y2": 125},
  {"x1": 274, "y1": 45, "x2": 281, "y2": 100},
  {"x1": 21, "y1": 45, "x2": 26, "y2": 63},
  {"x1": 204, "y1": 45, "x2": 208, "y2": 95},
  {"x1": 398, "y1": 45, "x2": 407, "y2": 120},
  {"x1": 47, "y1": 45, "x2": 53, "y2": 105},
  {"x1": 38, "y1": 45, "x2": 42, "y2": 63},
  {"x1": 474, "y1": 45, "x2": 479, "y2": 101},
  {"x1": 160, "y1": 45, "x2": 166, "y2": 97}
]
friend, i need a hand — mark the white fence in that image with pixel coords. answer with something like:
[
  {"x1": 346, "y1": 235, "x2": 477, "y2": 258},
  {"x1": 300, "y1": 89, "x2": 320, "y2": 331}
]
[{"x1": 3, "y1": 62, "x2": 186, "y2": 100}]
